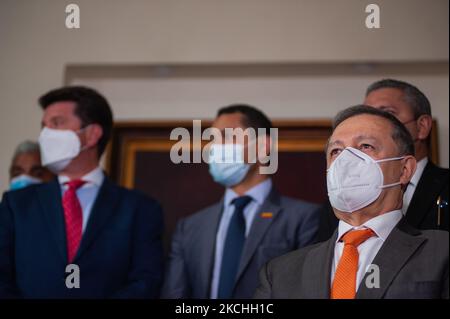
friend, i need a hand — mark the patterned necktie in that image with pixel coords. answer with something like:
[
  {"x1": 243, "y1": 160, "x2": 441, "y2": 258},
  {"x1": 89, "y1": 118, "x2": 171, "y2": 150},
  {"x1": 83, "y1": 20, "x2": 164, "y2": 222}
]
[
  {"x1": 331, "y1": 228, "x2": 375, "y2": 299},
  {"x1": 218, "y1": 195, "x2": 253, "y2": 299},
  {"x1": 62, "y1": 180, "x2": 86, "y2": 263}
]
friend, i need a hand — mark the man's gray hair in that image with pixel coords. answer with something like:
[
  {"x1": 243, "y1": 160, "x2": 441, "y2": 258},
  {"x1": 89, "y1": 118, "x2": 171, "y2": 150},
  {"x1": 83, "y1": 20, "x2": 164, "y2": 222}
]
[
  {"x1": 13, "y1": 140, "x2": 40, "y2": 160},
  {"x1": 365, "y1": 78, "x2": 431, "y2": 118}
]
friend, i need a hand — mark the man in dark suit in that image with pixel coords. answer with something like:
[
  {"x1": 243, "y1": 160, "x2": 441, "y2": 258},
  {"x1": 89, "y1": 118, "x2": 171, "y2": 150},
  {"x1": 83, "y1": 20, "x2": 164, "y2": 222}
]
[
  {"x1": 255, "y1": 105, "x2": 448, "y2": 299},
  {"x1": 0, "y1": 86, "x2": 163, "y2": 298},
  {"x1": 161, "y1": 104, "x2": 320, "y2": 299},
  {"x1": 317, "y1": 79, "x2": 448, "y2": 242}
]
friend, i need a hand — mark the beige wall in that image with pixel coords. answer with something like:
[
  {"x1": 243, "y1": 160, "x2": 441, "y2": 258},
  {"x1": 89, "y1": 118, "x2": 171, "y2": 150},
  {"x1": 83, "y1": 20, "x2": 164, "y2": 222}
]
[
  {"x1": 0, "y1": 0, "x2": 448, "y2": 193},
  {"x1": 69, "y1": 63, "x2": 449, "y2": 165}
]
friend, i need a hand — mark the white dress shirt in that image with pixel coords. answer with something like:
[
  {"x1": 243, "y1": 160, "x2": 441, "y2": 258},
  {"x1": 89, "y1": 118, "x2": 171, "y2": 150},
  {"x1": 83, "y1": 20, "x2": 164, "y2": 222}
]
[
  {"x1": 331, "y1": 210, "x2": 403, "y2": 292},
  {"x1": 58, "y1": 166, "x2": 105, "y2": 233},
  {"x1": 402, "y1": 157, "x2": 428, "y2": 215},
  {"x1": 210, "y1": 178, "x2": 272, "y2": 299}
]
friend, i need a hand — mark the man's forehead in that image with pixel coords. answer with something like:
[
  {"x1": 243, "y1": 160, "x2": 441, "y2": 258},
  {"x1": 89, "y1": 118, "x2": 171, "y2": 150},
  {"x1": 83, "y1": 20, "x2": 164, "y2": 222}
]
[
  {"x1": 44, "y1": 101, "x2": 77, "y2": 114},
  {"x1": 212, "y1": 113, "x2": 246, "y2": 129},
  {"x1": 365, "y1": 88, "x2": 408, "y2": 109},
  {"x1": 328, "y1": 134, "x2": 379, "y2": 146},
  {"x1": 366, "y1": 87, "x2": 403, "y2": 99},
  {"x1": 331, "y1": 115, "x2": 392, "y2": 141}
]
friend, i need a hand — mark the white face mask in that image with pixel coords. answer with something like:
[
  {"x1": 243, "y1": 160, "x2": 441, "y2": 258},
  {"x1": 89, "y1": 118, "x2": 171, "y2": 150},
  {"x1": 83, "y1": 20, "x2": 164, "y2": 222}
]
[
  {"x1": 38, "y1": 127, "x2": 86, "y2": 174},
  {"x1": 327, "y1": 147, "x2": 404, "y2": 213}
]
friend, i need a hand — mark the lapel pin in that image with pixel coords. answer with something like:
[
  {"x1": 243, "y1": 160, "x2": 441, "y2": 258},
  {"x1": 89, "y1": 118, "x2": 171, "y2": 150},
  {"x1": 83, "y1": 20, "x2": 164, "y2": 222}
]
[{"x1": 260, "y1": 212, "x2": 273, "y2": 219}]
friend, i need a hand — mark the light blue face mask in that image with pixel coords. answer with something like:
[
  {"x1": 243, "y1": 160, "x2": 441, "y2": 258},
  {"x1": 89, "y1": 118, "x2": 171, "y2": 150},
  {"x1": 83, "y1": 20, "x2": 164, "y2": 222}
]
[
  {"x1": 10, "y1": 174, "x2": 42, "y2": 191},
  {"x1": 208, "y1": 144, "x2": 251, "y2": 187}
]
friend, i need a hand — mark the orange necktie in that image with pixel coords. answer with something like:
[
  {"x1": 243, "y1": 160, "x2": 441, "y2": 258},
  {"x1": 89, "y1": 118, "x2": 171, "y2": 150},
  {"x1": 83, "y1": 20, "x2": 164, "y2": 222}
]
[{"x1": 331, "y1": 228, "x2": 375, "y2": 299}]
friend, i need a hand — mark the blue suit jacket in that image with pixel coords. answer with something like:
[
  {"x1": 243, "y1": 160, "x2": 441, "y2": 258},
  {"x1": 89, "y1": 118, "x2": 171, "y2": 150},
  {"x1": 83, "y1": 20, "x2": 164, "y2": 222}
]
[{"x1": 0, "y1": 178, "x2": 164, "y2": 298}]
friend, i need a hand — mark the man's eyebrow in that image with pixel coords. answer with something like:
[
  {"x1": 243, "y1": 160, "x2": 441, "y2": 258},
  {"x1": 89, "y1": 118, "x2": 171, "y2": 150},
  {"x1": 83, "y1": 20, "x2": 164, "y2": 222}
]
[
  {"x1": 378, "y1": 105, "x2": 397, "y2": 112},
  {"x1": 326, "y1": 135, "x2": 379, "y2": 151},
  {"x1": 42, "y1": 115, "x2": 65, "y2": 127},
  {"x1": 354, "y1": 135, "x2": 378, "y2": 143},
  {"x1": 327, "y1": 140, "x2": 344, "y2": 150},
  {"x1": 328, "y1": 140, "x2": 344, "y2": 147}
]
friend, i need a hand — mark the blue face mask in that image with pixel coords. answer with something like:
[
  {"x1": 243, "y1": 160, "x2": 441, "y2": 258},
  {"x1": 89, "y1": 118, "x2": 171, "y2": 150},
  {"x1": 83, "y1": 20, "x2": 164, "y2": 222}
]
[
  {"x1": 10, "y1": 174, "x2": 42, "y2": 191},
  {"x1": 208, "y1": 144, "x2": 251, "y2": 187}
]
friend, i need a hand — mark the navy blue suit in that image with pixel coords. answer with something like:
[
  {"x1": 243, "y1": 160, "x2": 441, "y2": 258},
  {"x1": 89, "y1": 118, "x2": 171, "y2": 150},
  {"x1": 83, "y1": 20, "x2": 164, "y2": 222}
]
[{"x1": 0, "y1": 178, "x2": 164, "y2": 298}]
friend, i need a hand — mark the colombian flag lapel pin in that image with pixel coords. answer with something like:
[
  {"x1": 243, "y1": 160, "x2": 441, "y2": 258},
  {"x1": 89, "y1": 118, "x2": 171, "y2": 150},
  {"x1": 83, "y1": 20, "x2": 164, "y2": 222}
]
[{"x1": 260, "y1": 212, "x2": 273, "y2": 219}]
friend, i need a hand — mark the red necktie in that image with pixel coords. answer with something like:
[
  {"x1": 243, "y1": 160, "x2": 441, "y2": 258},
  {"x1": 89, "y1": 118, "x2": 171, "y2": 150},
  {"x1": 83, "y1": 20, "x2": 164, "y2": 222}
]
[
  {"x1": 62, "y1": 180, "x2": 86, "y2": 263},
  {"x1": 331, "y1": 228, "x2": 375, "y2": 299}
]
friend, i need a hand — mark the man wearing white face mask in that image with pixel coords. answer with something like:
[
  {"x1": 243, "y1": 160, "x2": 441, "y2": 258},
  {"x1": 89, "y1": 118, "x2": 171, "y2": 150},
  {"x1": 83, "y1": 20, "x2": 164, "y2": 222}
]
[
  {"x1": 162, "y1": 104, "x2": 320, "y2": 299},
  {"x1": 9, "y1": 140, "x2": 54, "y2": 191},
  {"x1": 255, "y1": 105, "x2": 448, "y2": 299},
  {"x1": 317, "y1": 79, "x2": 448, "y2": 242},
  {"x1": 0, "y1": 86, "x2": 164, "y2": 298}
]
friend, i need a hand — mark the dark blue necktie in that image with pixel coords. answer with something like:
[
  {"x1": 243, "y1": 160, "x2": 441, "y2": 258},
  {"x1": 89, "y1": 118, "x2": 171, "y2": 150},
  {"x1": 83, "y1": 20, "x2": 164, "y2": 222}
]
[{"x1": 218, "y1": 195, "x2": 253, "y2": 299}]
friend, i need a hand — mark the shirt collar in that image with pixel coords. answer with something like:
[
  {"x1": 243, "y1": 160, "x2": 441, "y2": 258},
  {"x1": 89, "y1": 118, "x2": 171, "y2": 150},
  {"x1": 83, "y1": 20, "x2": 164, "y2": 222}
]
[
  {"x1": 58, "y1": 166, "x2": 105, "y2": 188},
  {"x1": 336, "y1": 210, "x2": 403, "y2": 243},
  {"x1": 410, "y1": 157, "x2": 428, "y2": 187},
  {"x1": 224, "y1": 178, "x2": 272, "y2": 208}
]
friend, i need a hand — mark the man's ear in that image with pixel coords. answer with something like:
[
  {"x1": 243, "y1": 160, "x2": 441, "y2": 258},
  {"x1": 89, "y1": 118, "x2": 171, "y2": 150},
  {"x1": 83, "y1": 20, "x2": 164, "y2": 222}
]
[
  {"x1": 416, "y1": 114, "x2": 432, "y2": 141},
  {"x1": 256, "y1": 135, "x2": 271, "y2": 163},
  {"x1": 85, "y1": 124, "x2": 103, "y2": 149},
  {"x1": 400, "y1": 155, "x2": 417, "y2": 187},
  {"x1": 263, "y1": 135, "x2": 271, "y2": 156}
]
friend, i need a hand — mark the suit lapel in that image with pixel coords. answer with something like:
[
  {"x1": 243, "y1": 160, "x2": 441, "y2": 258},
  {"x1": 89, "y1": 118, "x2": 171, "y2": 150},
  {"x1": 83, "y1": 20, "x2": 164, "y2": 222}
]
[
  {"x1": 297, "y1": 232, "x2": 336, "y2": 298},
  {"x1": 199, "y1": 200, "x2": 224, "y2": 298},
  {"x1": 356, "y1": 221, "x2": 425, "y2": 299},
  {"x1": 74, "y1": 178, "x2": 120, "y2": 262},
  {"x1": 37, "y1": 179, "x2": 67, "y2": 262},
  {"x1": 235, "y1": 189, "x2": 281, "y2": 284},
  {"x1": 406, "y1": 162, "x2": 445, "y2": 228}
]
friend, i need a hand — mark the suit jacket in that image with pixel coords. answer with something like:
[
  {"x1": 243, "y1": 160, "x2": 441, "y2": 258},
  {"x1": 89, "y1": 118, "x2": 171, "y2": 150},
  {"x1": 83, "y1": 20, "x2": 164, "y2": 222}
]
[
  {"x1": 255, "y1": 220, "x2": 449, "y2": 299},
  {"x1": 316, "y1": 161, "x2": 449, "y2": 242},
  {"x1": 161, "y1": 188, "x2": 320, "y2": 299},
  {"x1": 0, "y1": 178, "x2": 164, "y2": 299}
]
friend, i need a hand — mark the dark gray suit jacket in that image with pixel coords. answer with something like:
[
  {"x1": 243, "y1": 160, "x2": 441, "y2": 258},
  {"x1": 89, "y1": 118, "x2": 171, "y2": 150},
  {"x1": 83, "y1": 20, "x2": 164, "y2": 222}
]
[
  {"x1": 161, "y1": 188, "x2": 320, "y2": 299},
  {"x1": 254, "y1": 220, "x2": 449, "y2": 299}
]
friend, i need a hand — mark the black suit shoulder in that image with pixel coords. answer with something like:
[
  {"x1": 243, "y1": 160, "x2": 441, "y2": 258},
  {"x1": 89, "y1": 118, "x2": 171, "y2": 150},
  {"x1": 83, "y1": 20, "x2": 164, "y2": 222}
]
[
  {"x1": 420, "y1": 162, "x2": 448, "y2": 194},
  {"x1": 429, "y1": 162, "x2": 449, "y2": 176},
  {"x1": 407, "y1": 162, "x2": 449, "y2": 231}
]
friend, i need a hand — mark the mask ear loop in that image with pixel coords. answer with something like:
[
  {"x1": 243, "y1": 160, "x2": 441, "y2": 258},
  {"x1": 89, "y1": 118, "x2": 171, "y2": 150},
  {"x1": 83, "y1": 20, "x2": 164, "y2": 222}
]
[
  {"x1": 379, "y1": 181, "x2": 402, "y2": 189},
  {"x1": 375, "y1": 156, "x2": 406, "y2": 189},
  {"x1": 375, "y1": 156, "x2": 405, "y2": 163},
  {"x1": 76, "y1": 125, "x2": 91, "y2": 152}
]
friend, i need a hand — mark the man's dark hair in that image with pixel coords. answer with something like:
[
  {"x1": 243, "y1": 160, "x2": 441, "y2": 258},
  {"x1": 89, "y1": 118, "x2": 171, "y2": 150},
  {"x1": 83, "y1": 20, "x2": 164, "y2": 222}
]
[
  {"x1": 217, "y1": 104, "x2": 273, "y2": 135},
  {"x1": 332, "y1": 105, "x2": 415, "y2": 156},
  {"x1": 366, "y1": 78, "x2": 431, "y2": 118},
  {"x1": 39, "y1": 86, "x2": 113, "y2": 157}
]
